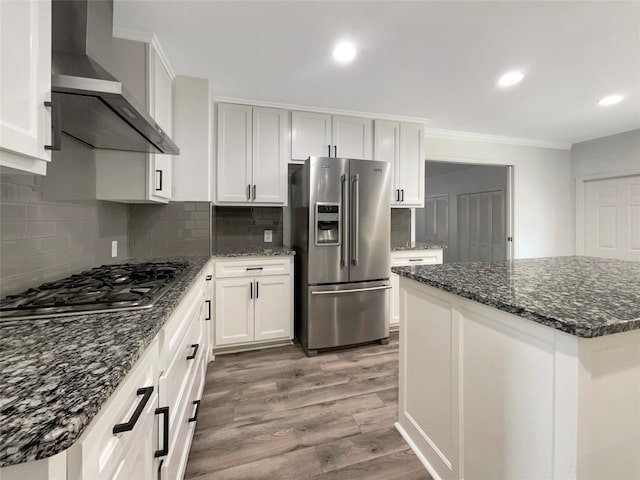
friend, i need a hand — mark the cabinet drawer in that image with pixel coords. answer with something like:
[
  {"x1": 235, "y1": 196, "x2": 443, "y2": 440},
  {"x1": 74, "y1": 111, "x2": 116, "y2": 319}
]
[
  {"x1": 69, "y1": 340, "x2": 159, "y2": 480},
  {"x1": 391, "y1": 249, "x2": 443, "y2": 266},
  {"x1": 215, "y1": 257, "x2": 291, "y2": 278}
]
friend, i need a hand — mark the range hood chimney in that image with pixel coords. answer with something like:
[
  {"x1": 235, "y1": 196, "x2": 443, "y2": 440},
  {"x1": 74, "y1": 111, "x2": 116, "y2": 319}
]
[{"x1": 51, "y1": 0, "x2": 179, "y2": 155}]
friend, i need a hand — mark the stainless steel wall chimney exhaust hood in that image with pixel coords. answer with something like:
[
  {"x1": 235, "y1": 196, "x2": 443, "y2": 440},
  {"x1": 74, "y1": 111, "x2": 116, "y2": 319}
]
[{"x1": 51, "y1": 0, "x2": 179, "y2": 155}]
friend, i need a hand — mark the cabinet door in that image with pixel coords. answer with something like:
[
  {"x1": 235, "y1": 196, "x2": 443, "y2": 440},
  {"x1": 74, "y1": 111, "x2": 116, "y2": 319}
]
[
  {"x1": 332, "y1": 115, "x2": 372, "y2": 160},
  {"x1": 215, "y1": 277, "x2": 254, "y2": 346},
  {"x1": 373, "y1": 120, "x2": 400, "y2": 204},
  {"x1": 291, "y1": 111, "x2": 332, "y2": 160},
  {"x1": 397, "y1": 122, "x2": 425, "y2": 207},
  {"x1": 217, "y1": 104, "x2": 252, "y2": 203},
  {"x1": 252, "y1": 107, "x2": 288, "y2": 204},
  {"x1": 390, "y1": 270, "x2": 400, "y2": 326},
  {"x1": 253, "y1": 275, "x2": 292, "y2": 342},
  {"x1": 148, "y1": 46, "x2": 173, "y2": 201},
  {"x1": 0, "y1": 0, "x2": 51, "y2": 173}
]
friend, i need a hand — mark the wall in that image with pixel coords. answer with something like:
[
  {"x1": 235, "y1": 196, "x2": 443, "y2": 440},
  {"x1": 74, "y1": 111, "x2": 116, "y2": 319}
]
[
  {"x1": 417, "y1": 164, "x2": 509, "y2": 262},
  {"x1": 213, "y1": 206, "x2": 283, "y2": 250},
  {"x1": 128, "y1": 202, "x2": 211, "y2": 257},
  {"x1": 0, "y1": 139, "x2": 128, "y2": 297},
  {"x1": 571, "y1": 129, "x2": 640, "y2": 179},
  {"x1": 425, "y1": 136, "x2": 574, "y2": 259}
]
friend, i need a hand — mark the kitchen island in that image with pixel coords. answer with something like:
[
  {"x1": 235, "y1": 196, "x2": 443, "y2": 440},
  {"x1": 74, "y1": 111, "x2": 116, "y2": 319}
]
[{"x1": 393, "y1": 256, "x2": 640, "y2": 480}]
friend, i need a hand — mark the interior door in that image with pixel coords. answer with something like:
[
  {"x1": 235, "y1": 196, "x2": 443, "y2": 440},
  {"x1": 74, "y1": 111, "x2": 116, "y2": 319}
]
[
  {"x1": 584, "y1": 175, "x2": 640, "y2": 261},
  {"x1": 349, "y1": 159, "x2": 391, "y2": 282},
  {"x1": 458, "y1": 190, "x2": 506, "y2": 262}
]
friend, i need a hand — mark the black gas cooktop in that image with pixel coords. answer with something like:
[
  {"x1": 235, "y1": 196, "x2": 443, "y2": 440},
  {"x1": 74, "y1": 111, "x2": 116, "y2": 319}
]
[{"x1": 0, "y1": 261, "x2": 188, "y2": 320}]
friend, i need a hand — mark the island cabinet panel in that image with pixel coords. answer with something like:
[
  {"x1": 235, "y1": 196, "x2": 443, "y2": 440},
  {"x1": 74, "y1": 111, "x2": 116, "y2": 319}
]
[{"x1": 396, "y1": 277, "x2": 640, "y2": 480}]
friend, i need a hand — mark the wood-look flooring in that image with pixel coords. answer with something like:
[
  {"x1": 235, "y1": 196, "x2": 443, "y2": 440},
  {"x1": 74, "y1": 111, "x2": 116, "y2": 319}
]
[{"x1": 184, "y1": 332, "x2": 431, "y2": 480}]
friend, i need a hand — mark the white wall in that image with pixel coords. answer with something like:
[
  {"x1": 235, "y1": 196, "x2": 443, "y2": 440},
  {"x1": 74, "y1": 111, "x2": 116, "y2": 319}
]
[{"x1": 425, "y1": 136, "x2": 573, "y2": 259}]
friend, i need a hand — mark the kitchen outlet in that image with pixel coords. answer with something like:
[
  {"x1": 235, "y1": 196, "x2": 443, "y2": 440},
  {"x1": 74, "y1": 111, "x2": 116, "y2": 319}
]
[
  {"x1": 111, "y1": 240, "x2": 118, "y2": 258},
  {"x1": 264, "y1": 230, "x2": 273, "y2": 243}
]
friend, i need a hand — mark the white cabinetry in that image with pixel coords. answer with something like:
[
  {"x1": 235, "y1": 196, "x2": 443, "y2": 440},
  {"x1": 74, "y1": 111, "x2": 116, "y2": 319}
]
[
  {"x1": 374, "y1": 120, "x2": 425, "y2": 207},
  {"x1": 216, "y1": 103, "x2": 289, "y2": 206},
  {"x1": 172, "y1": 76, "x2": 214, "y2": 201},
  {"x1": 291, "y1": 111, "x2": 372, "y2": 161},
  {"x1": 95, "y1": 36, "x2": 174, "y2": 203},
  {"x1": 390, "y1": 249, "x2": 443, "y2": 326},
  {"x1": 214, "y1": 257, "x2": 293, "y2": 348},
  {"x1": 0, "y1": 0, "x2": 52, "y2": 175}
]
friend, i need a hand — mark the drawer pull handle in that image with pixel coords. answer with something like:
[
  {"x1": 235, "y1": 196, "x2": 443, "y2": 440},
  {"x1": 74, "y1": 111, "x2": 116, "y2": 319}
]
[
  {"x1": 44, "y1": 101, "x2": 62, "y2": 151},
  {"x1": 246, "y1": 267, "x2": 263, "y2": 271},
  {"x1": 205, "y1": 275, "x2": 212, "y2": 281},
  {"x1": 188, "y1": 400, "x2": 201, "y2": 423},
  {"x1": 187, "y1": 343, "x2": 199, "y2": 360},
  {"x1": 113, "y1": 386, "x2": 154, "y2": 434},
  {"x1": 408, "y1": 259, "x2": 423, "y2": 262},
  {"x1": 154, "y1": 406, "x2": 169, "y2": 458},
  {"x1": 204, "y1": 300, "x2": 211, "y2": 320}
]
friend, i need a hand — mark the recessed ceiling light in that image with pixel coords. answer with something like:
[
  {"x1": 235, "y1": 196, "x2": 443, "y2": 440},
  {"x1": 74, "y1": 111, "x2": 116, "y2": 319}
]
[
  {"x1": 333, "y1": 42, "x2": 357, "y2": 63},
  {"x1": 598, "y1": 95, "x2": 624, "y2": 106},
  {"x1": 498, "y1": 71, "x2": 524, "y2": 87}
]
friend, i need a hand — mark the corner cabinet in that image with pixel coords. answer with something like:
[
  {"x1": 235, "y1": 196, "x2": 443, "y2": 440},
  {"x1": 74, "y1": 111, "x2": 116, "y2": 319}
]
[
  {"x1": 213, "y1": 256, "x2": 293, "y2": 349},
  {"x1": 374, "y1": 120, "x2": 425, "y2": 207},
  {"x1": 95, "y1": 36, "x2": 175, "y2": 203},
  {"x1": 216, "y1": 103, "x2": 289, "y2": 206},
  {"x1": 291, "y1": 111, "x2": 372, "y2": 162},
  {"x1": 0, "y1": 0, "x2": 52, "y2": 175}
]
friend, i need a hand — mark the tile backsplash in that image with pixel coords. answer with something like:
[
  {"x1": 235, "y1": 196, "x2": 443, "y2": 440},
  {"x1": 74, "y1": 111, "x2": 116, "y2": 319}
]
[
  {"x1": 0, "y1": 173, "x2": 128, "y2": 297},
  {"x1": 214, "y1": 206, "x2": 283, "y2": 250},
  {"x1": 128, "y1": 202, "x2": 211, "y2": 258},
  {"x1": 391, "y1": 208, "x2": 411, "y2": 245}
]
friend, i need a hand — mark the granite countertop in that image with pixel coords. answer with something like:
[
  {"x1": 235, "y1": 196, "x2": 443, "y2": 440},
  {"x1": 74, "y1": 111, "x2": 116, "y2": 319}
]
[
  {"x1": 212, "y1": 246, "x2": 295, "y2": 257},
  {"x1": 392, "y1": 256, "x2": 640, "y2": 338},
  {"x1": 391, "y1": 242, "x2": 446, "y2": 251},
  {"x1": 0, "y1": 256, "x2": 210, "y2": 468}
]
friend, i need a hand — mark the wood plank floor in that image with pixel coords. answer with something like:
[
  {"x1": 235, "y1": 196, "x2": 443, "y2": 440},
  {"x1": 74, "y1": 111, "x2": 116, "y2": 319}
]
[{"x1": 184, "y1": 332, "x2": 431, "y2": 480}]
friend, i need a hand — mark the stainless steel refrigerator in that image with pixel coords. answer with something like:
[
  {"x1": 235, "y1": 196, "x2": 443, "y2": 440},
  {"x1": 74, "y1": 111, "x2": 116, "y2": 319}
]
[{"x1": 291, "y1": 157, "x2": 391, "y2": 356}]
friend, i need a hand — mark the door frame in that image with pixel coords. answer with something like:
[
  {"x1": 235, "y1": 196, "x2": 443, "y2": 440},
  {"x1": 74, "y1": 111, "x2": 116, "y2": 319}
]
[
  {"x1": 419, "y1": 154, "x2": 516, "y2": 261},
  {"x1": 575, "y1": 170, "x2": 640, "y2": 255}
]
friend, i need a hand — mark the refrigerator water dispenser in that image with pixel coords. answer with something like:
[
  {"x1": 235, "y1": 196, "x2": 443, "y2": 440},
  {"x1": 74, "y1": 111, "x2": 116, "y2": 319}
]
[{"x1": 315, "y1": 203, "x2": 340, "y2": 245}]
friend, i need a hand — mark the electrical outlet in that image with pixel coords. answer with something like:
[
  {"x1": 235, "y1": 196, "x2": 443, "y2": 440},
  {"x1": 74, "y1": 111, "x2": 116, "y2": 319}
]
[
  {"x1": 264, "y1": 230, "x2": 273, "y2": 243},
  {"x1": 111, "y1": 240, "x2": 118, "y2": 258}
]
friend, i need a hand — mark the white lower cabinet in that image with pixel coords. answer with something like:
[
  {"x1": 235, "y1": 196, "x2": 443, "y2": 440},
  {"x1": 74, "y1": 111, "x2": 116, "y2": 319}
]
[
  {"x1": 214, "y1": 256, "x2": 293, "y2": 349},
  {"x1": 390, "y1": 249, "x2": 443, "y2": 326}
]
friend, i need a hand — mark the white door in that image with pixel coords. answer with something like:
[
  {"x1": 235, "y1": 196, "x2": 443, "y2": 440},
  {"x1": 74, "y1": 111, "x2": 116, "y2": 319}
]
[
  {"x1": 215, "y1": 277, "x2": 254, "y2": 345},
  {"x1": 584, "y1": 175, "x2": 640, "y2": 261},
  {"x1": 332, "y1": 115, "x2": 372, "y2": 160},
  {"x1": 252, "y1": 107, "x2": 288, "y2": 204},
  {"x1": 254, "y1": 275, "x2": 291, "y2": 341},
  {"x1": 397, "y1": 122, "x2": 425, "y2": 207},
  {"x1": 216, "y1": 103, "x2": 252, "y2": 203},
  {"x1": 373, "y1": 120, "x2": 400, "y2": 204},
  {"x1": 291, "y1": 111, "x2": 332, "y2": 160},
  {"x1": 458, "y1": 190, "x2": 506, "y2": 262},
  {"x1": 0, "y1": 0, "x2": 51, "y2": 169}
]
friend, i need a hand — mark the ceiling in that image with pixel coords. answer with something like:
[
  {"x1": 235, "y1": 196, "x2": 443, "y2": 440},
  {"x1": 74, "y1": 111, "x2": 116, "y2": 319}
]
[{"x1": 113, "y1": 1, "x2": 640, "y2": 148}]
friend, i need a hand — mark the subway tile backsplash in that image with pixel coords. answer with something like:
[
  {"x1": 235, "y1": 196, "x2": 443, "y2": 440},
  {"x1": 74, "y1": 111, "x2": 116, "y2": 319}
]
[
  {"x1": 0, "y1": 173, "x2": 128, "y2": 297},
  {"x1": 214, "y1": 206, "x2": 283, "y2": 250},
  {"x1": 128, "y1": 202, "x2": 212, "y2": 258},
  {"x1": 391, "y1": 208, "x2": 411, "y2": 245}
]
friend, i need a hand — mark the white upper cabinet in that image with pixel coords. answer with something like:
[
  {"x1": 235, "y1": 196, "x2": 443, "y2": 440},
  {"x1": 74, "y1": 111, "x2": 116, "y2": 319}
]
[
  {"x1": 0, "y1": 0, "x2": 52, "y2": 175},
  {"x1": 95, "y1": 37, "x2": 175, "y2": 203},
  {"x1": 216, "y1": 103, "x2": 288, "y2": 206},
  {"x1": 171, "y1": 76, "x2": 214, "y2": 202},
  {"x1": 291, "y1": 111, "x2": 372, "y2": 162},
  {"x1": 374, "y1": 120, "x2": 425, "y2": 207}
]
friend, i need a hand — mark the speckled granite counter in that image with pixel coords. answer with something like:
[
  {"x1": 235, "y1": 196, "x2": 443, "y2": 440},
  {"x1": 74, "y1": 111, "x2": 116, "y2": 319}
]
[
  {"x1": 392, "y1": 256, "x2": 640, "y2": 338},
  {"x1": 391, "y1": 242, "x2": 445, "y2": 251},
  {"x1": 212, "y1": 246, "x2": 295, "y2": 257},
  {"x1": 0, "y1": 256, "x2": 210, "y2": 468}
]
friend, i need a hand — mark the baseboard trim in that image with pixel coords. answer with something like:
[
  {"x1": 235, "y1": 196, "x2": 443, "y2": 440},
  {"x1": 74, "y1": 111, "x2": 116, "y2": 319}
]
[{"x1": 214, "y1": 339, "x2": 293, "y2": 355}]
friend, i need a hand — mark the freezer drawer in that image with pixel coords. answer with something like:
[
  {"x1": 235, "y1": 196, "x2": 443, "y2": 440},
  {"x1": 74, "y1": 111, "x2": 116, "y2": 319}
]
[{"x1": 307, "y1": 281, "x2": 390, "y2": 351}]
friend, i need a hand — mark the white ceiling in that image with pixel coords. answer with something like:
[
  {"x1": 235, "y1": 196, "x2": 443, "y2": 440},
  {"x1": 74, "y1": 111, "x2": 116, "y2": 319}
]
[{"x1": 113, "y1": 1, "x2": 640, "y2": 148}]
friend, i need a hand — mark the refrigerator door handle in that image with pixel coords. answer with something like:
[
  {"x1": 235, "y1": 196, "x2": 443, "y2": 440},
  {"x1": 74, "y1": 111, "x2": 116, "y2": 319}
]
[
  {"x1": 351, "y1": 173, "x2": 360, "y2": 265},
  {"x1": 311, "y1": 285, "x2": 392, "y2": 295},
  {"x1": 341, "y1": 173, "x2": 348, "y2": 267}
]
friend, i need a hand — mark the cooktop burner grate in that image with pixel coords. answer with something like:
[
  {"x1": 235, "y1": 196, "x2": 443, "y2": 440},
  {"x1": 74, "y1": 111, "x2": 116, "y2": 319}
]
[{"x1": 0, "y1": 261, "x2": 189, "y2": 320}]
